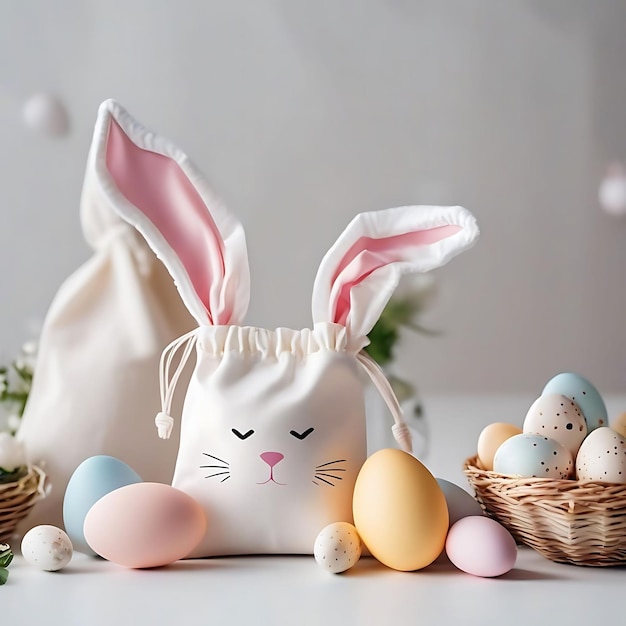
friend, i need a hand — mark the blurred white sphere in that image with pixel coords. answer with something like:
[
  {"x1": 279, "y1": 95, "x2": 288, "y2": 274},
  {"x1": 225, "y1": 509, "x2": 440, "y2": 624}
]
[
  {"x1": 599, "y1": 163, "x2": 626, "y2": 216},
  {"x1": 22, "y1": 93, "x2": 69, "y2": 137}
]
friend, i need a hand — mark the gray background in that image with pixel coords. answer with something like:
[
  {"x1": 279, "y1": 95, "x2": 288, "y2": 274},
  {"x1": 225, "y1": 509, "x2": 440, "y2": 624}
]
[{"x1": 1, "y1": 1, "x2": 625, "y2": 395}]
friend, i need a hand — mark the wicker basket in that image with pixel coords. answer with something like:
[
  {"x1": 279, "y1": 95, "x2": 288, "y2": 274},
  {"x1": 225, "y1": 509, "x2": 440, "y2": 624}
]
[
  {"x1": 464, "y1": 455, "x2": 626, "y2": 567},
  {"x1": 0, "y1": 466, "x2": 46, "y2": 543}
]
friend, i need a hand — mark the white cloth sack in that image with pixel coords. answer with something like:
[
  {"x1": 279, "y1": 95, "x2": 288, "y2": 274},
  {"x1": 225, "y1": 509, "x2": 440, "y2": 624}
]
[
  {"x1": 16, "y1": 108, "x2": 195, "y2": 531},
  {"x1": 98, "y1": 99, "x2": 480, "y2": 556}
]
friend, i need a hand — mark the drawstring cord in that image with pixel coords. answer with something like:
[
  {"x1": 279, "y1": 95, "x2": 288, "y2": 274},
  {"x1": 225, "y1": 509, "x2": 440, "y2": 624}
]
[
  {"x1": 155, "y1": 328, "x2": 413, "y2": 455},
  {"x1": 155, "y1": 328, "x2": 199, "y2": 439},
  {"x1": 356, "y1": 351, "x2": 413, "y2": 455}
]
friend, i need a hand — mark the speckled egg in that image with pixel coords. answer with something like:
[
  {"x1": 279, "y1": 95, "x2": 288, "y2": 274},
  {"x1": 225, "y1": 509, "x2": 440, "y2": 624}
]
[
  {"x1": 493, "y1": 433, "x2": 574, "y2": 479},
  {"x1": 21, "y1": 525, "x2": 73, "y2": 571},
  {"x1": 523, "y1": 394, "x2": 587, "y2": 457},
  {"x1": 575, "y1": 427, "x2": 626, "y2": 483},
  {"x1": 477, "y1": 422, "x2": 523, "y2": 471},
  {"x1": 543, "y1": 373, "x2": 607, "y2": 432},
  {"x1": 314, "y1": 522, "x2": 362, "y2": 573}
]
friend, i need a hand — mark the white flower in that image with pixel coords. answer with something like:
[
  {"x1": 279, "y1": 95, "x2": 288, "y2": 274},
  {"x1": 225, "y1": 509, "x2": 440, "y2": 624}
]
[{"x1": 0, "y1": 433, "x2": 26, "y2": 472}]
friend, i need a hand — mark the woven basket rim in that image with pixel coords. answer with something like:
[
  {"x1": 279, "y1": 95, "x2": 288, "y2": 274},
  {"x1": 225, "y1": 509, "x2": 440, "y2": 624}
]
[
  {"x1": 464, "y1": 454, "x2": 626, "y2": 493},
  {"x1": 0, "y1": 464, "x2": 46, "y2": 491},
  {"x1": 0, "y1": 464, "x2": 47, "y2": 543},
  {"x1": 463, "y1": 454, "x2": 626, "y2": 566}
]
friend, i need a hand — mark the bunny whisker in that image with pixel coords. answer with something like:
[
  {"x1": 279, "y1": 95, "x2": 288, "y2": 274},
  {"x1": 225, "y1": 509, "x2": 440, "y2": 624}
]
[
  {"x1": 316, "y1": 472, "x2": 343, "y2": 481},
  {"x1": 314, "y1": 476, "x2": 336, "y2": 487},
  {"x1": 316, "y1": 459, "x2": 347, "y2": 469},
  {"x1": 200, "y1": 464, "x2": 230, "y2": 469},
  {"x1": 204, "y1": 471, "x2": 231, "y2": 480},
  {"x1": 202, "y1": 453, "x2": 229, "y2": 466}
]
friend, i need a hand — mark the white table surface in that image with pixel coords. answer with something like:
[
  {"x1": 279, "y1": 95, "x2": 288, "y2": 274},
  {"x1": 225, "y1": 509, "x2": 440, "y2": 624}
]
[{"x1": 5, "y1": 394, "x2": 626, "y2": 626}]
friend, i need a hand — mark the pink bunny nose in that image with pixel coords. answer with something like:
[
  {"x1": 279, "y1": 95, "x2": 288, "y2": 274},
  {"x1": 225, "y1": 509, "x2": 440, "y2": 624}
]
[{"x1": 260, "y1": 451, "x2": 284, "y2": 468}]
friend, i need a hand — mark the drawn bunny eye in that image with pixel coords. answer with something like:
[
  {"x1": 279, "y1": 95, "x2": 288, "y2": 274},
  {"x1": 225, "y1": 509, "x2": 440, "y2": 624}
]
[
  {"x1": 290, "y1": 427, "x2": 315, "y2": 440},
  {"x1": 232, "y1": 428, "x2": 254, "y2": 440}
]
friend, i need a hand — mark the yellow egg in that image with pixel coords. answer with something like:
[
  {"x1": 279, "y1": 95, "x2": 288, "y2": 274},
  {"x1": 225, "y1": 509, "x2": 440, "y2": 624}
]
[
  {"x1": 477, "y1": 422, "x2": 522, "y2": 470},
  {"x1": 352, "y1": 448, "x2": 448, "y2": 571}
]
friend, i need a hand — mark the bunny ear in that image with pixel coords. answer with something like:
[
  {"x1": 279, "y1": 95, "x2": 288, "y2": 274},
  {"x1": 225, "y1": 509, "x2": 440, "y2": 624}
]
[
  {"x1": 312, "y1": 205, "x2": 479, "y2": 346},
  {"x1": 87, "y1": 99, "x2": 250, "y2": 326}
]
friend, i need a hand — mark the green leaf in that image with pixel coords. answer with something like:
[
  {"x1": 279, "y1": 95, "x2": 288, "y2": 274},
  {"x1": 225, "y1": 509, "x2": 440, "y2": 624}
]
[
  {"x1": 0, "y1": 467, "x2": 27, "y2": 484},
  {"x1": 0, "y1": 544, "x2": 13, "y2": 568},
  {"x1": 364, "y1": 318, "x2": 398, "y2": 366},
  {"x1": 0, "y1": 568, "x2": 8, "y2": 585}
]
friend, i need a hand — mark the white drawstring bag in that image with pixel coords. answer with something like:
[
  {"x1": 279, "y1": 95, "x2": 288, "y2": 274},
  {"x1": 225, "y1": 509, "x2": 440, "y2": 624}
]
[
  {"x1": 16, "y1": 107, "x2": 195, "y2": 531},
  {"x1": 98, "y1": 99, "x2": 479, "y2": 556}
]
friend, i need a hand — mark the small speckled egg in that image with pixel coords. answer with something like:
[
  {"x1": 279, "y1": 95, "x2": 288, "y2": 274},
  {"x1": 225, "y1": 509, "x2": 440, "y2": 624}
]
[
  {"x1": 493, "y1": 433, "x2": 574, "y2": 479},
  {"x1": 353, "y1": 448, "x2": 449, "y2": 571},
  {"x1": 523, "y1": 394, "x2": 587, "y2": 456},
  {"x1": 445, "y1": 516, "x2": 517, "y2": 577},
  {"x1": 314, "y1": 522, "x2": 362, "y2": 573},
  {"x1": 84, "y1": 482, "x2": 207, "y2": 568},
  {"x1": 21, "y1": 525, "x2": 73, "y2": 571},
  {"x1": 575, "y1": 427, "x2": 626, "y2": 483},
  {"x1": 477, "y1": 423, "x2": 523, "y2": 470},
  {"x1": 543, "y1": 373, "x2": 607, "y2": 432},
  {"x1": 436, "y1": 478, "x2": 483, "y2": 526},
  {"x1": 611, "y1": 412, "x2": 626, "y2": 438}
]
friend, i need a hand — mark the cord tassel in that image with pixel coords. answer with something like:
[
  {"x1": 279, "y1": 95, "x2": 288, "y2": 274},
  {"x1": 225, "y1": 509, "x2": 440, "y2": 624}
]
[
  {"x1": 356, "y1": 351, "x2": 413, "y2": 454},
  {"x1": 157, "y1": 328, "x2": 199, "y2": 439}
]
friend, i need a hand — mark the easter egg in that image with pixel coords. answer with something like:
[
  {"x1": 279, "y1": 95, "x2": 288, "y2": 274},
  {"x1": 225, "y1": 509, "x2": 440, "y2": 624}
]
[
  {"x1": 436, "y1": 478, "x2": 483, "y2": 526},
  {"x1": 445, "y1": 516, "x2": 517, "y2": 577},
  {"x1": 313, "y1": 522, "x2": 362, "y2": 574},
  {"x1": 493, "y1": 434, "x2": 573, "y2": 479},
  {"x1": 523, "y1": 394, "x2": 587, "y2": 457},
  {"x1": 21, "y1": 525, "x2": 73, "y2": 571},
  {"x1": 543, "y1": 373, "x2": 607, "y2": 432},
  {"x1": 83, "y1": 482, "x2": 207, "y2": 568},
  {"x1": 477, "y1": 422, "x2": 523, "y2": 470},
  {"x1": 353, "y1": 448, "x2": 448, "y2": 571},
  {"x1": 63, "y1": 455, "x2": 142, "y2": 555},
  {"x1": 575, "y1": 427, "x2": 626, "y2": 483}
]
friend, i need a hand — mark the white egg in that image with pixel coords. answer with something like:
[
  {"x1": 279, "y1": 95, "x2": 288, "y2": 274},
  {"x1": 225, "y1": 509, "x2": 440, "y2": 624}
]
[
  {"x1": 523, "y1": 394, "x2": 587, "y2": 456},
  {"x1": 576, "y1": 427, "x2": 626, "y2": 483},
  {"x1": 21, "y1": 525, "x2": 73, "y2": 571},
  {"x1": 314, "y1": 522, "x2": 362, "y2": 574}
]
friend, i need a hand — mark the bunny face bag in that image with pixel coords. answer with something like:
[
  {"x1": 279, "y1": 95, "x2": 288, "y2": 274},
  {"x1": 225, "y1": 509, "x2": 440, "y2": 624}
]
[{"x1": 94, "y1": 100, "x2": 479, "y2": 556}]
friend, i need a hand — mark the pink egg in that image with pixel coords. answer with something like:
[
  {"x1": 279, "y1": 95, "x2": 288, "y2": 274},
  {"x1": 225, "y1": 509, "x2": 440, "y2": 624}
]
[
  {"x1": 84, "y1": 482, "x2": 207, "y2": 568},
  {"x1": 445, "y1": 516, "x2": 517, "y2": 577}
]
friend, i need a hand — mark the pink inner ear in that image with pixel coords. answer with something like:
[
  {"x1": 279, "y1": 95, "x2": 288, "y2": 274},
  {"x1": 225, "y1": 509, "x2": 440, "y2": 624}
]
[
  {"x1": 332, "y1": 226, "x2": 461, "y2": 325},
  {"x1": 105, "y1": 119, "x2": 226, "y2": 324}
]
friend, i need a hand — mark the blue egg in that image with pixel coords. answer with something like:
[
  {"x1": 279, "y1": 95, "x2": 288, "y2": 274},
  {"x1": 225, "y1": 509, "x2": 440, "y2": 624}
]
[
  {"x1": 63, "y1": 455, "x2": 142, "y2": 555},
  {"x1": 542, "y1": 372, "x2": 607, "y2": 432},
  {"x1": 493, "y1": 434, "x2": 573, "y2": 479}
]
